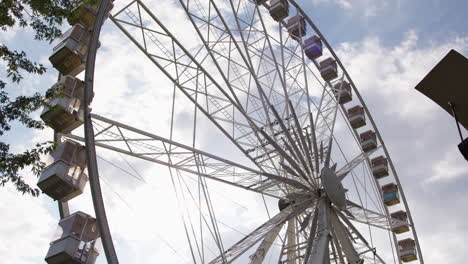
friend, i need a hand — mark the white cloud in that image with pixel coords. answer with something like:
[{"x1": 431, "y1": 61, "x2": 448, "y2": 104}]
[
  {"x1": 0, "y1": 187, "x2": 56, "y2": 264},
  {"x1": 336, "y1": 30, "x2": 468, "y2": 120},
  {"x1": 309, "y1": 0, "x2": 391, "y2": 16},
  {"x1": 312, "y1": 0, "x2": 352, "y2": 9},
  {"x1": 425, "y1": 149, "x2": 468, "y2": 183},
  {"x1": 335, "y1": 30, "x2": 468, "y2": 263}
]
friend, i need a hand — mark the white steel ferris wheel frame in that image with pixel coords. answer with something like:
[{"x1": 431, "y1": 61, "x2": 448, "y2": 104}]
[{"x1": 57, "y1": 0, "x2": 425, "y2": 263}]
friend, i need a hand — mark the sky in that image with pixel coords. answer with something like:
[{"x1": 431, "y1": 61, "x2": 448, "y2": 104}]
[{"x1": 1, "y1": 0, "x2": 468, "y2": 263}]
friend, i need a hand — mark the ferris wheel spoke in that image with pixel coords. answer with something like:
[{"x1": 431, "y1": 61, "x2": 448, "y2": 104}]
[
  {"x1": 317, "y1": 76, "x2": 348, "y2": 168},
  {"x1": 226, "y1": 1, "x2": 305, "y2": 142},
  {"x1": 64, "y1": 114, "x2": 311, "y2": 197},
  {"x1": 258, "y1": 127, "x2": 311, "y2": 186},
  {"x1": 178, "y1": 0, "x2": 287, "y2": 174},
  {"x1": 223, "y1": 0, "x2": 301, "y2": 160},
  {"x1": 112, "y1": 0, "x2": 287, "y2": 176},
  {"x1": 335, "y1": 209, "x2": 387, "y2": 264},
  {"x1": 336, "y1": 147, "x2": 380, "y2": 181},
  {"x1": 329, "y1": 236, "x2": 344, "y2": 264},
  {"x1": 239, "y1": 35, "x2": 320, "y2": 117},
  {"x1": 284, "y1": 217, "x2": 308, "y2": 264},
  {"x1": 184, "y1": 2, "x2": 310, "y2": 182},
  {"x1": 289, "y1": 101, "x2": 317, "y2": 181},
  {"x1": 313, "y1": 84, "x2": 340, "y2": 161},
  {"x1": 208, "y1": 200, "x2": 311, "y2": 264},
  {"x1": 345, "y1": 199, "x2": 407, "y2": 232},
  {"x1": 331, "y1": 235, "x2": 346, "y2": 264},
  {"x1": 248, "y1": 220, "x2": 284, "y2": 264},
  {"x1": 183, "y1": 0, "x2": 321, "y2": 182}
]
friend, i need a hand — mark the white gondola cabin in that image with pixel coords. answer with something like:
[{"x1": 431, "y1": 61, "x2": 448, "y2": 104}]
[
  {"x1": 68, "y1": 0, "x2": 114, "y2": 29},
  {"x1": 286, "y1": 15, "x2": 306, "y2": 40},
  {"x1": 49, "y1": 24, "x2": 90, "y2": 76},
  {"x1": 304, "y1": 35, "x2": 322, "y2": 60},
  {"x1": 398, "y1": 238, "x2": 418, "y2": 262},
  {"x1": 269, "y1": 0, "x2": 289, "y2": 21},
  {"x1": 319, "y1": 57, "x2": 338, "y2": 82},
  {"x1": 347, "y1": 105, "x2": 366, "y2": 128},
  {"x1": 359, "y1": 130, "x2": 377, "y2": 152},
  {"x1": 45, "y1": 211, "x2": 100, "y2": 264},
  {"x1": 333, "y1": 81, "x2": 352, "y2": 104},
  {"x1": 37, "y1": 141, "x2": 88, "y2": 202},
  {"x1": 382, "y1": 183, "x2": 400, "y2": 206},
  {"x1": 391, "y1": 210, "x2": 410, "y2": 234},
  {"x1": 40, "y1": 75, "x2": 90, "y2": 133},
  {"x1": 371, "y1": 155, "x2": 389, "y2": 179}
]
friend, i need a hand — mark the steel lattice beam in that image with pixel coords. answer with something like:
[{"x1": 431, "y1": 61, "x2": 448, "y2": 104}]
[{"x1": 64, "y1": 114, "x2": 310, "y2": 198}]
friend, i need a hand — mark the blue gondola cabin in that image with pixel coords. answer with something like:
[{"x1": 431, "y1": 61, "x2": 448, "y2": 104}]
[
  {"x1": 304, "y1": 35, "x2": 322, "y2": 60},
  {"x1": 382, "y1": 183, "x2": 400, "y2": 206}
]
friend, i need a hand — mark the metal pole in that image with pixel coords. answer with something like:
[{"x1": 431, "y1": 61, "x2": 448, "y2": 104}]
[
  {"x1": 449, "y1": 102, "x2": 465, "y2": 142},
  {"x1": 54, "y1": 131, "x2": 70, "y2": 219},
  {"x1": 83, "y1": 0, "x2": 119, "y2": 262}
]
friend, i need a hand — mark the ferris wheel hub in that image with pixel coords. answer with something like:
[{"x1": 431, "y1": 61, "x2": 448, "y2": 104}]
[{"x1": 320, "y1": 166, "x2": 347, "y2": 210}]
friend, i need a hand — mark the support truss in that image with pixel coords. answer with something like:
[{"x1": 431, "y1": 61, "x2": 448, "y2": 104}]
[{"x1": 63, "y1": 114, "x2": 310, "y2": 198}]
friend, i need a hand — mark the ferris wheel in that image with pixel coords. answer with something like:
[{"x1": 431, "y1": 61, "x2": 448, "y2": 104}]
[{"x1": 36, "y1": 0, "x2": 424, "y2": 263}]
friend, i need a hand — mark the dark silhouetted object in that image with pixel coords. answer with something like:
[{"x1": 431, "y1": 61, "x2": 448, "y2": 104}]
[
  {"x1": 459, "y1": 137, "x2": 468, "y2": 160},
  {"x1": 415, "y1": 49, "x2": 468, "y2": 161}
]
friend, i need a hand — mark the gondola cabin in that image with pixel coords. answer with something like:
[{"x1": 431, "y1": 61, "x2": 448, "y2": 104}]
[
  {"x1": 371, "y1": 155, "x2": 389, "y2": 179},
  {"x1": 359, "y1": 130, "x2": 377, "y2": 152},
  {"x1": 382, "y1": 183, "x2": 400, "y2": 206},
  {"x1": 398, "y1": 238, "x2": 418, "y2": 262},
  {"x1": 333, "y1": 81, "x2": 352, "y2": 104},
  {"x1": 255, "y1": 0, "x2": 268, "y2": 4},
  {"x1": 304, "y1": 35, "x2": 323, "y2": 60},
  {"x1": 286, "y1": 15, "x2": 306, "y2": 40},
  {"x1": 269, "y1": 0, "x2": 289, "y2": 21},
  {"x1": 319, "y1": 57, "x2": 338, "y2": 82},
  {"x1": 391, "y1": 210, "x2": 410, "y2": 234},
  {"x1": 37, "y1": 141, "x2": 88, "y2": 202},
  {"x1": 68, "y1": 0, "x2": 114, "y2": 29},
  {"x1": 45, "y1": 211, "x2": 100, "y2": 264},
  {"x1": 40, "y1": 76, "x2": 88, "y2": 133},
  {"x1": 347, "y1": 105, "x2": 366, "y2": 129},
  {"x1": 49, "y1": 24, "x2": 90, "y2": 76}
]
